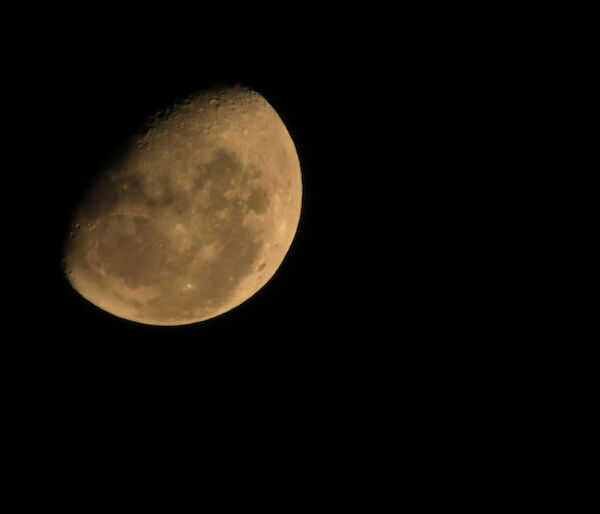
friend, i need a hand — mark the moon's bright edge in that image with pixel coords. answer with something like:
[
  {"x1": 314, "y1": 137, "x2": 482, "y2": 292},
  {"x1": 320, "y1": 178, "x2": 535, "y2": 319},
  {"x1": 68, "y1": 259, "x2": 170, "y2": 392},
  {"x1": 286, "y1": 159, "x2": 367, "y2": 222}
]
[{"x1": 63, "y1": 86, "x2": 302, "y2": 325}]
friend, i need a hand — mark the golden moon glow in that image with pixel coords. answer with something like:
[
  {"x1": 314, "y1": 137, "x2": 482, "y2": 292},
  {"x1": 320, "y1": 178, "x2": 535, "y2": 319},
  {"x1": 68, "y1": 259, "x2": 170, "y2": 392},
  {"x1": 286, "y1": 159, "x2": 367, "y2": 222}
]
[{"x1": 63, "y1": 86, "x2": 302, "y2": 325}]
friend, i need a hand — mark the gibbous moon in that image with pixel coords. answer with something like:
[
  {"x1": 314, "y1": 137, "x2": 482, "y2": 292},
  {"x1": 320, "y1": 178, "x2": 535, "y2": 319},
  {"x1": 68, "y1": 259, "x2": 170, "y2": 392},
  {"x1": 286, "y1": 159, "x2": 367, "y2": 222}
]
[{"x1": 63, "y1": 86, "x2": 302, "y2": 325}]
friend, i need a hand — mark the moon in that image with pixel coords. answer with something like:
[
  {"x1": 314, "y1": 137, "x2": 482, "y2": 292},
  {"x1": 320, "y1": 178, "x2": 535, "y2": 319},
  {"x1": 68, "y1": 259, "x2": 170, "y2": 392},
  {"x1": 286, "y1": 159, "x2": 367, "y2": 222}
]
[{"x1": 63, "y1": 86, "x2": 302, "y2": 325}]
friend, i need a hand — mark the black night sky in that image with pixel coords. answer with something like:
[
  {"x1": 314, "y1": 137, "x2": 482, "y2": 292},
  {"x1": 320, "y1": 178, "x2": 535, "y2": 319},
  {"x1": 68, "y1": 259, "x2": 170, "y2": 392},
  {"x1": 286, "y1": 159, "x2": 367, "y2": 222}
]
[
  {"x1": 27, "y1": 9, "x2": 568, "y2": 340},
  {"x1": 6, "y1": 6, "x2": 584, "y2": 494}
]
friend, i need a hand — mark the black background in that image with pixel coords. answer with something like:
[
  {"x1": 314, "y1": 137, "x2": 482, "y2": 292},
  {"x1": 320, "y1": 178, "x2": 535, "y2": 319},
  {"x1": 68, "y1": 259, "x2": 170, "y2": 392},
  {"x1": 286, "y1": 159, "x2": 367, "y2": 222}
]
[
  {"x1": 21, "y1": 9, "x2": 574, "y2": 344},
  {"x1": 5, "y1": 5, "x2": 587, "y2": 495}
]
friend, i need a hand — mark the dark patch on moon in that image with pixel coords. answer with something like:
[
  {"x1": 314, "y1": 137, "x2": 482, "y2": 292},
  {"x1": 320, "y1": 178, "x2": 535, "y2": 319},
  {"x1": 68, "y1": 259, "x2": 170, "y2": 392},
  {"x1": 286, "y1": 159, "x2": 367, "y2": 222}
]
[
  {"x1": 194, "y1": 150, "x2": 239, "y2": 191},
  {"x1": 247, "y1": 187, "x2": 269, "y2": 213}
]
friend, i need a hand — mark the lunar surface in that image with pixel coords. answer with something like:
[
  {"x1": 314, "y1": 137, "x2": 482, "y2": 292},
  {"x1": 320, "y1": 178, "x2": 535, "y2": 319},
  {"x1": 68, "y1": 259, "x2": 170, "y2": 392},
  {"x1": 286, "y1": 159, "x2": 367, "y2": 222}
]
[{"x1": 63, "y1": 86, "x2": 302, "y2": 325}]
